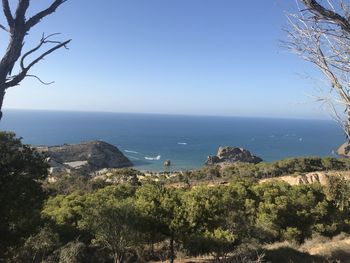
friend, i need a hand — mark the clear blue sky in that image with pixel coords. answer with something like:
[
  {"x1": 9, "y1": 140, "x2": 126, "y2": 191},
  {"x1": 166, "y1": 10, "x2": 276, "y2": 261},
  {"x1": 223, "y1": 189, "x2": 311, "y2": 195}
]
[{"x1": 2, "y1": 0, "x2": 329, "y2": 119}]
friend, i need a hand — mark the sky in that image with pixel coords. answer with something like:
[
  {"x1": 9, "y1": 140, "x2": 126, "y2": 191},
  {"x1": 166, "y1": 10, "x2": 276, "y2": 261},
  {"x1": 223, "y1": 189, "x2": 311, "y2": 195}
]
[{"x1": 0, "y1": 1, "x2": 333, "y2": 119}]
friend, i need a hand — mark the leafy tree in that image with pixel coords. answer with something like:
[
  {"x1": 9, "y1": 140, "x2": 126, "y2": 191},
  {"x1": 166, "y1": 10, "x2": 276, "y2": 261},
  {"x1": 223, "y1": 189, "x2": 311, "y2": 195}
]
[
  {"x1": 253, "y1": 182, "x2": 329, "y2": 243},
  {"x1": 223, "y1": 179, "x2": 257, "y2": 240},
  {"x1": 58, "y1": 241, "x2": 87, "y2": 263},
  {"x1": 0, "y1": 132, "x2": 48, "y2": 256},
  {"x1": 80, "y1": 194, "x2": 143, "y2": 263},
  {"x1": 325, "y1": 176, "x2": 350, "y2": 211},
  {"x1": 182, "y1": 186, "x2": 234, "y2": 260},
  {"x1": 187, "y1": 228, "x2": 235, "y2": 263},
  {"x1": 135, "y1": 182, "x2": 186, "y2": 263},
  {"x1": 42, "y1": 192, "x2": 87, "y2": 242},
  {"x1": 11, "y1": 227, "x2": 60, "y2": 263},
  {"x1": 43, "y1": 173, "x2": 110, "y2": 196}
]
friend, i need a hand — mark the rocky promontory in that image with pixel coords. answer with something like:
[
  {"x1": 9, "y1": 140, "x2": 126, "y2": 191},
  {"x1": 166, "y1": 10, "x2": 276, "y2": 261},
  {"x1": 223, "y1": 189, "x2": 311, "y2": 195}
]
[
  {"x1": 206, "y1": 146, "x2": 262, "y2": 165},
  {"x1": 337, "y1": 142, "x2": 350, "y2": 157},
  {"x1": 36, "y1": 140, "x2": 132, "y2": 175}
]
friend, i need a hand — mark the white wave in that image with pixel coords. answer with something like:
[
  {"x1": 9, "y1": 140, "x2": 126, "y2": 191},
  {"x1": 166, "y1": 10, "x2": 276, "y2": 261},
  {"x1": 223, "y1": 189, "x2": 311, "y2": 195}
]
[
  {"x1": 124, "y1": 150, "x2": 139, "y2": 154},
  {"x1": 177, "y1": 142, "x2": 188, "y2": 145},
  {"x1": 299, "y1": 138, "x2": 303, "y2": 141},
  {"x1": 145, "y1": 155, "x2": 161, "y2": 161},
  {"x1": 128, "y1": 156, "x2": 140, "y2": 160}
]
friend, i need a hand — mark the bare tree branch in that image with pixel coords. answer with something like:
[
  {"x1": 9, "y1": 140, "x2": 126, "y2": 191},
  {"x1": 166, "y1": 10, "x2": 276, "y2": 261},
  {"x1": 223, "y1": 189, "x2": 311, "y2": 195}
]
[
  {"x1": 0, "y1": 24, "x2": 9, "y2": 32},
  {"x1": 26, "y1": 40, "x2": 70, "y2": 71},
  {"x1": 20, "y1": 33, "x2": 62, "y2": 70},
  {"x1": 0, "y1": 1, "x2": 70, "y2": 120},
  {"x1": 5, "y1": 38, "x2": 71, "y2": 88},
  {"x1": 26, "y1": 74, "x2": 55, "y2": 85},
  {"x1": 2, "y1": 0, "x2": 13, "y2": 28},
  {"x1": 301, "y1": 0, "x2": 350, "y2": 33},
  {"x1": 285, "y1": 0, "x2": 350, "y2": 141},
  {"x1": 26, "y1": 0, "x2": 67, "y2": 30},
  {"x1": 15, "y1": 0, "x2": 30, "y2": 22}
]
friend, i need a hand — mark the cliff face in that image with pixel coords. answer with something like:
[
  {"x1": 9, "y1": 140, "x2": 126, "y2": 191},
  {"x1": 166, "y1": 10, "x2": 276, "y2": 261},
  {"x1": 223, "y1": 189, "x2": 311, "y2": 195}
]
[
  {"x1": 37, "y1": 141, "x2": 132, "y2": 174},
  {"x1": 259, "y1": 171, "x2": 350, "y2": 186},
  {"x1": 259, "y1": 172, "x2": 329, "y2": 186},
  {"x1": 206, "y1": 146, "x2": 263, "y2": 165}
]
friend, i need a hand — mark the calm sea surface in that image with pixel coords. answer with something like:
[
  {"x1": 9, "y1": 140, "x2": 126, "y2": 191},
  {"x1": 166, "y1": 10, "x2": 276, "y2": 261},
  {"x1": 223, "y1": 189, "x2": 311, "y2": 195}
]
[{"x1": 0, "y1": 109, "x2": 345, "y2": 171}]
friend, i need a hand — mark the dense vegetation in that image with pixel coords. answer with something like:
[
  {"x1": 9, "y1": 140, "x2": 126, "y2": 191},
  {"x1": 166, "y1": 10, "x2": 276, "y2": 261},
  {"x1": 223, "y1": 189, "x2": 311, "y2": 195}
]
[
  {"x1": 0, "y1": 132, "x2": 48, "y2": 257},
  {"x1": 1, "y1": 132, "x2": 350, "y2": 262},
  {"x1": 181, "y1": 156, "x2": 350, "y2": 182}
]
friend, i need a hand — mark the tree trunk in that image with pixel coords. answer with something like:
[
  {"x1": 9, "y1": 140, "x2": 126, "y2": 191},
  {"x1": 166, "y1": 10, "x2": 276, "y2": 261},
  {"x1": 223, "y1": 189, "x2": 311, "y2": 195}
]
[
  {"x1": 169, "y1": 236, "x2": 175, "y2": 263},
  {"x1": 0, "y1": 88, "x2": 5, "y2": 121},
  {"x1": 113, "y1": 252, "x2": 125, "y2": 263},
  {"x1": 347, "y1": 111, "x2": 350, "y2": 143}
]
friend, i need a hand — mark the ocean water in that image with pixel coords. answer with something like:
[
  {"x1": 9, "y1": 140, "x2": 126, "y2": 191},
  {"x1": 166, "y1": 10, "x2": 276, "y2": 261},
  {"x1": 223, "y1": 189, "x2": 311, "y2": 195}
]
[{"x1": 0, "y1": 109, "x2": 345, "y2": 171}]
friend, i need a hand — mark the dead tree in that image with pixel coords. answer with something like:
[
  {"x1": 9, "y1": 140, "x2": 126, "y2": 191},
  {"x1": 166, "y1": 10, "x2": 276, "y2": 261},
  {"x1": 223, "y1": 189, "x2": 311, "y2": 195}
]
[
  {"x1": 285, "y1": 0, "x2": 350, "y2": 140},
  {"x1": 0, "y1": 0, "x2": 71, "y2": 120}
]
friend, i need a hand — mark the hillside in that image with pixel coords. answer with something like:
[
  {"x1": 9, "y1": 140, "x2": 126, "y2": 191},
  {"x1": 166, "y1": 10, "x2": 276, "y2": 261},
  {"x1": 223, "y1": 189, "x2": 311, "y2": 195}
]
[{"x1": 260, "y1": 171, "x2": 350, "y2": 186}]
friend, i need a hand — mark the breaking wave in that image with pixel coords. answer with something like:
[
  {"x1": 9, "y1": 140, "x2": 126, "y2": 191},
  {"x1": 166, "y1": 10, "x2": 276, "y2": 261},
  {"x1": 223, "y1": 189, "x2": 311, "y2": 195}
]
[
  {"x1": 177, "y1": 142, "x2": 188, "y2": 145},
  {"x1": 145, "y1": 155, "x2": 161, "y2": 161}
]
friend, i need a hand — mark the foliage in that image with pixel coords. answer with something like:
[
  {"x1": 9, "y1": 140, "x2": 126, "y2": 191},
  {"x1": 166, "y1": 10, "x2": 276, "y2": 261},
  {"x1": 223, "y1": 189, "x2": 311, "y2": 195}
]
[
  {"x1": 184, "y1": 157, "x2": 350, "y2": 182},
  {"x1": 0, "y1": 132, "x2": 48, "y2": 256},
  {"x1": 43, "y1": 173, "x2": 109, "y2": 196},
  {"x1": 58, "y1": 241, "x2": 87, "y2": 263},
  {"x1": 11, "y1": 227, "x2": 60, "y2": 263},
  {"x1": 4, "y1": 136, "x2": 350, "y2": 262}
]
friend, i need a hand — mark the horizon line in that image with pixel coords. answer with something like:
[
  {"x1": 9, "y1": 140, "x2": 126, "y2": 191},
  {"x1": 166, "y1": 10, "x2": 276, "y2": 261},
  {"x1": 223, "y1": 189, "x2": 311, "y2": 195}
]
[{"x1": 3, "y1": 107, "x2": 333, "y2": 122}]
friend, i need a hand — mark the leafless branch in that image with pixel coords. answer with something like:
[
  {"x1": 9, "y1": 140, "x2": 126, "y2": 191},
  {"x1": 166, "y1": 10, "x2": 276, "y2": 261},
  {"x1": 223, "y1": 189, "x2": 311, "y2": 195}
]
[
  {"x1": 2, "y1": 0, "x2": 13, "y2": 28},
  {"x1": 26, "y1": 74, "x2": 55, "y2": 85},
  {"x1": 5, "y1": 37, "x2": 71, "y2": 88},
  {"x1": 285, "y1": 0, "x2": 350, "y2": 140},
  {"x1": 0, "y1": 24, "x2": 9, "y2": 32},
  {"x1": 26, "y1": 0, "x2": 67, "y2": 30},
  {"x1": 301, "y1": 0, "x2": 350, "y2": 33},
  {"x1": 15, "y1": 0, "x2": 30, "y2": 21},
  {"x1": 20, "y1": 33, "x2": 63, "y2": 70},
  {"x1": 0, "y1": 0, "x2": 70, "y2": 120}
]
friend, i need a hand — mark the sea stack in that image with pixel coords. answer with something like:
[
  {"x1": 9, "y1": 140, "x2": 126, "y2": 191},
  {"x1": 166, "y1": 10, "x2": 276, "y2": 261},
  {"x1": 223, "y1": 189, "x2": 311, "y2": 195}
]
[{"x1": 206, "y1": 146, "x2": 262, "y2": 165}]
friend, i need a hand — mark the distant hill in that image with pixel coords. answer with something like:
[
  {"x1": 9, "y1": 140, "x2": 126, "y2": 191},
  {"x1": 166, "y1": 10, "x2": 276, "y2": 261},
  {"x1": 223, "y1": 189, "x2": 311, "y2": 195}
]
[{"x1": 36, "y1": 140, "x2": 132, "y2": 175}]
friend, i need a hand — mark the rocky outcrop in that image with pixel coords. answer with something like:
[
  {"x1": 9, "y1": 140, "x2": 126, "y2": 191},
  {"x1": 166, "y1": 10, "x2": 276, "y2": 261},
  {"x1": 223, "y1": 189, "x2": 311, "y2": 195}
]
[
  {"x1": 36, "y1": 141, "x2": 132, "y2": 174},
  {"x1": 164, "y1": 160, "x2": 171, "y2": 167},
  {"x1": 206, "y1": 146, "x2": 262, "y2": 165},
  {"x1": 337, "y1": 142, "x2": 350, "y2": 157}
]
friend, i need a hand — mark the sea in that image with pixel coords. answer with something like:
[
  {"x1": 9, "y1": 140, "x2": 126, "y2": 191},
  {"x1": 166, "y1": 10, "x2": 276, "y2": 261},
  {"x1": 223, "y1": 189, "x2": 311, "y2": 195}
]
[{"x1": 0, "y1": 109, "x2": 345, "y2": 171}]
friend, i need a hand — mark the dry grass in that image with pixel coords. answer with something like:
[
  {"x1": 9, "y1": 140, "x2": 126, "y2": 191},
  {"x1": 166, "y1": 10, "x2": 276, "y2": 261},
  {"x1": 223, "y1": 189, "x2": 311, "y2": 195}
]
[
  {"x1": 301, "y1": 233, "x2": 350, "y2": 262},
  {"x1": 150, "y1": 234, "x2": 350, "y2": 263}
]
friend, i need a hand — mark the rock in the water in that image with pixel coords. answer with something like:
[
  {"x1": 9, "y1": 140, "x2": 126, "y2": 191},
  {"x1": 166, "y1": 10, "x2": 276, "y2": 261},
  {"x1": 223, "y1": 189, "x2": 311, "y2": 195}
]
[
  {"x1": 206, "y1": 146, "x2": 262, "y2": 165},
  {"x1": 164, "y1": 160, "x2": 171, "y2": 167},
  {"x1": 337, "y1": 142, "x2": 350, "y2": 157},
  {"x1": 36, "y1": 141, "x2": 132, "y2": 174}
]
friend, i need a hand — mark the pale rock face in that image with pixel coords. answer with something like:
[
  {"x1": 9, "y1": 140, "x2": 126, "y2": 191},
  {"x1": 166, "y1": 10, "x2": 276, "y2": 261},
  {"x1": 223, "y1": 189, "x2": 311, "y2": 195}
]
[
  {"x1": 36, "y1": 140, "x2": 132, "y2": 175},
  {"x1": 206, "y1": 146, "x2": 262, "y2": 165},
  {"x1": 337, "y1": 142, "x2": 350, "y2": 157}
]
